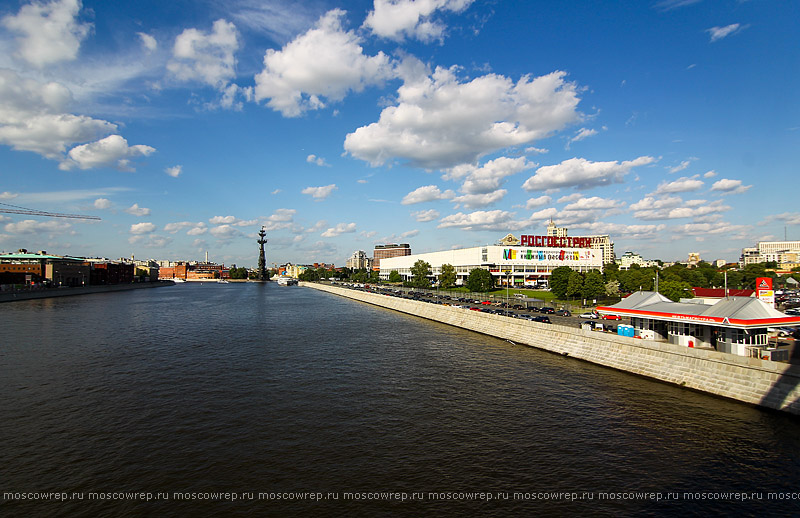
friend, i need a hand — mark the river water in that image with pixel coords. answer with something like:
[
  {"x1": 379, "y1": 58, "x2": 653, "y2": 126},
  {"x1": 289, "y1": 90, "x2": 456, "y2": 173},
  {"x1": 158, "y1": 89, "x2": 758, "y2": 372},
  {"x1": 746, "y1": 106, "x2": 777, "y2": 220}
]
[{"x1": 1, "y1": 283, "x2": 799, "y2": 516}]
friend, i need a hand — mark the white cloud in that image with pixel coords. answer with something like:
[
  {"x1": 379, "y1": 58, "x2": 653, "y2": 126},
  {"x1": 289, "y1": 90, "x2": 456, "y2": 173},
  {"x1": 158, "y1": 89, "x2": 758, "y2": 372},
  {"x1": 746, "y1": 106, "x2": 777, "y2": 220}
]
[
  {"x1": 254, "y1": 9, "x2": 393, "y2": 117},
  {"x1": 363, "y1": 0, "x2": 475, "y2": 42},
  {"x1": 164, "y1": 221, "x2": 200, "y2": 233},
  {"x1": 137, "y1": 32, "x2": 157, "y2": 52},
  {"x1": 0, "y1": 69, "x2": 116, "y2": 160},
  {"x1": 668, "y1": 160, "x2": 691, "y2": 173},
  {"x1": 522, "y1": 156, "x2": 655, "y2": 191},
  {"x1": 262, "y1": 208, "x2": 298, "y2": 232},
  {"x1": 301, "y1": 184, "x2": 338, "y2": 200},
  {"x1": 321, "y1": 222, "x2": 357, "y2": 237},
  {"x1": 306, "y1": 154, "x2": 329, "y2": 166},
  {"x1": 630, "y1": 196, "x2": 730, "y2": 220},
  {"x1": 445, "y1": 156, "x2": 535, "y2": 194},
  {"x1": 2, "y1": 0, "x2": 91, "y2": 68},
  {"x1": 557, "y1": 193, "x2": 583, "y2": 203},
  {"x1": 452, "y1": 189, "x2": 507, "y2": 209},
  {"x1": 525, "y1": 146, "x2": 548, "y2": 155},
  {"x1": 130, "y1": 222, "x2": 156, "y2": 234},
  {"x1": 563, "y1": 196, "x2": 624, "y2": 211},
  {"x1": 209, "y1": 215, "x2": 255, "y2": 227},
  {"x1": 93, "y1": 198, "x2": 111, "y2": 209},
  {"x1": 128, "y1": 234, "x2": 172, "y2": 248},
  {"x1": 566, "y1": 127, "x2": 597, "y2": 148},
  {"x1": 411, "y1": 209, "x2": 440, "y2": 222},
  {"x1": 437, "y1": 210, "x2": 519, "y2": 230},
  {"x1": 653, "y1": 175, "x2": 704, "y2": 195},
  {"x1": 707, "y1": 23, "x2": 747, "y2": 42},
  {"x1": 525, "y1": 195, "x2": 552, "y2": 209},
  {"x1": 1, "y1": 191, "x2": 19, "y2": 200},
  {"x1": 401, "y1": 185, "x2": 455, "y2": 205},
  {"x1": 165, "y1": 165, "x2": 182, "y2": 177},
  {"x1": 60, "y1": 135, "x2": 155, "y2": 171},
  {"x1": 4, "y1": 218, "x2": 71, "y2": 234},
  {"x1": 125, "y1": 203, "x2": 150, "y2": 216},
  {"x1": 168, "y1": 19, "x2": 240, "y2": 88},
  {"x1": 703, "y1": 170, "x2": 717, "y2": 178},
  {"x1": 710, "y1": 178, "x2": 752, "y2": 195},
  {"x1": 345, "y1": 67, "x2": 582, "y2": 169}
]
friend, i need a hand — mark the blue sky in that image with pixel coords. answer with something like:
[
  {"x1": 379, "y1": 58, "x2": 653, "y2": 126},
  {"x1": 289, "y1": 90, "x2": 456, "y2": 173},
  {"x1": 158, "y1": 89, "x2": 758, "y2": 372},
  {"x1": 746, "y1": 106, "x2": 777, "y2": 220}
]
[{"x1": 0, "y1": 0, "x2": 797, "y2": 267}]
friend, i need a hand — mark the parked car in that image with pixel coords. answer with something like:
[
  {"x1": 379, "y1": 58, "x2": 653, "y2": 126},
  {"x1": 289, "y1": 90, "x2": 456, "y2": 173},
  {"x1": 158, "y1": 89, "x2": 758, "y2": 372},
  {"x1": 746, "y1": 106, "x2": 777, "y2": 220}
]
[
  {"x1": 532, "y1": 315, "x2": 551, "y2": 323},
  {"x1": 579, "y1": 311, "x2": 598, "y2": 319},
  {"x1": 601, "y1": 314, "x2": 622, "y2": 320},
  {"x1": 539, "y1": 307, "x2": 555, "y2": 314},
  {"x1": 555, "y1": 309, "x2": 571, "y2": 317}
]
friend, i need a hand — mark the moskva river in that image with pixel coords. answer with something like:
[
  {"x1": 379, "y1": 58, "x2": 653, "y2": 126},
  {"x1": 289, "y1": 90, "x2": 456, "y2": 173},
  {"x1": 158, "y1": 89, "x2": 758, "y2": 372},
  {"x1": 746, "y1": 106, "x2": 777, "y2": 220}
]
[{"x1": 2, "y1": 283, "x2": 799, "y2": 516}]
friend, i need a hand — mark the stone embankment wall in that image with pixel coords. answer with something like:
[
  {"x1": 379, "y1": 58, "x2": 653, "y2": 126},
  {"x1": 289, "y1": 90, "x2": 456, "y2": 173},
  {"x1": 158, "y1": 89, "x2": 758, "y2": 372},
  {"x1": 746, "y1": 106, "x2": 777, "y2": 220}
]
[
  {"x1": 0, "y1": 281, "x2": 174, "y2": 303},
  {"x1": 303, "y1": 282, "x2": 800, "y2": 415}
]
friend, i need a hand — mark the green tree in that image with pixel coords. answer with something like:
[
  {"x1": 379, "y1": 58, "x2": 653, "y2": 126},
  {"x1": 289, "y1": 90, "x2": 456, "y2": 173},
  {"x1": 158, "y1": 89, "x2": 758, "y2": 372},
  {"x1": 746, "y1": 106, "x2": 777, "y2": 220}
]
[
  {"x1": 410, "y1": 260, "x2": 432, "y2": 289},
  {"x1": 466, "y1": 268, "x2": 494, "y2": 292},
  {"x1": 659, "y1": 279, "x2": 693, "y2": 302},
  {"x1": 605, "y1": 279, "x2": 620, "y2": 298},
  {"x1": 582, "y1": 270, "x2": 605, "y2": 300},
  {"x1": 439, "y1": 263, "x2": 456, "y2": 289},
  {"x1": 389, "y1": 270, "x2": 402, "y2": 283},
  {"x1": 566, "y1": 271, "x2": 584, "y2": 298},
  {"x1": 549, "y1": 266, "x2": 573, "y2": 298},
  {"x1": 368, "y1": 270, "x2": 380, "y2": 283}
]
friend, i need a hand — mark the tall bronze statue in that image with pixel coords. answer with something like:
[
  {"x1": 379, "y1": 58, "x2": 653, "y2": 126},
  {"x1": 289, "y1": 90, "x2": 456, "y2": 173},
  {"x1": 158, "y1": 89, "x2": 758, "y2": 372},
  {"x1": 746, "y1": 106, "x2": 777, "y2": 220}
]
[{"x1": 257, "y1": 226, "x2": 268, "y2": 281}]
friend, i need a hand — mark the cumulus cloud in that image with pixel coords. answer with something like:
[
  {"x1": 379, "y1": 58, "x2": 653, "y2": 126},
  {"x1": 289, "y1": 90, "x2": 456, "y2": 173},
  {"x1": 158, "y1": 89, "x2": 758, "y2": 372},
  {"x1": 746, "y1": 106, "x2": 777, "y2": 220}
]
[
  {"x1": 411, "y1": 209, "x2": 440, "y2": 222},
  {"x1": 60, "y1": 135, "x2": 155, "y2": 171},
  {"x1": 210, "y1": 224, "x2": 242, "y2": 239},
  {"x1": 209, "y1": 215, "x2": 256, "y2": 226},
  {"x1": 137, "y1": 32, "x2": 157, "y2": 52},
  {"x1": 444, "y1": 156, "x2": 535, "y2": 194},
  {"x1": 164, "y1": 221, "x2": 202, "y2": 234},
  {"x1": 707, "y1": 23, "x2": 747, "y2": 42},
  {"x1": 668, "y1": 159, "x2": 693, "y2": 173},
  {"x1": 345, "y1": 67, "x2": 582, "y2": 169},
  {"x1": 321, "y1": 222, "x2": 357, "y2": 237},
  {"x1": 565, "y1": 127, "x2": 597, "y2": 149},
  {"x1": 703, "y1": 170, "x2": 717, "y2": 178},
  {"x1": 165, "y1": 165, "x2": 182, "y2": 177},
  {"x1": 168, "y1": 19, "x2": 239, "y2": 88},
  {"x1": 437, "y1": 210, "x2": 520, "y2": 230},
  {"x1": 630, "y1": 196, "x2": 730, "y2": 220},
  {"x1": 93, "y1": 198, "x2": 111, "y2": 209},
  {"x1": 262, "y1": 208, "x2": 298, "y2": 232},
  {"x1": 401, "y1": 185, "x2": 455, "y2": 205},
  {"x1": 710, "y1": 178, "x2": 752, "y2": 195},
  {"x1": 363, "y1": 0, "x2": 475, "y2": 42},
  {"x1": 4, "y1": 218, "x2": 71, "y2": 234},
  {"x1": 522, "y1": 156, "x2": 655, "y2": 191},
  {"x1": 525, "y1": 195, "x2": 552, "y2": 209},
  {"x1": 0, "y1": 69, "x2": 117, "y2": 160},
  {"x1": 452, "y1": 190, "x2": 507, "y2": 209},
  {"x1": 2, "y1": 0, "x2": 91, "y2": 68},
  {"x1": 254, "y1": 9, "x2": 393, "y2": 117},
  {"x1": 130, "y1": 222, "x2": 156, "y2": 234},
  {"x1": 301, "y1": 184, "x2": 338, "y2": 200},
  {"x1": 125, "y1": 203, "x2": 150, "y2": 216},
  {"x1": 653, "y1": 175, "x2": 704, "y2": 195},
  {"x1": 306, "y1": 154, "x2": 329, "y2": 166}
]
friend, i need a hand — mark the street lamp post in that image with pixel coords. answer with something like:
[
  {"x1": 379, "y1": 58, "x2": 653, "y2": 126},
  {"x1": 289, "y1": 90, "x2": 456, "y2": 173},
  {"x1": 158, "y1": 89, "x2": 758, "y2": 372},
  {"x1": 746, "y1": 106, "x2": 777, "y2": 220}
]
[{"x1": 505, "y1": 271, "x2": 510, "y2": 317}]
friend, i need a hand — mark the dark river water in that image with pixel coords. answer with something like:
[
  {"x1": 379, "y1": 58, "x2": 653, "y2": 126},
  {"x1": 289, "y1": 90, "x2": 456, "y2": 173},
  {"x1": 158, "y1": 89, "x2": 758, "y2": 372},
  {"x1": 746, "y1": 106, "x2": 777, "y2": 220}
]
[{"x1": 2, "y1": 282, "x2": 799, "y2": 516}]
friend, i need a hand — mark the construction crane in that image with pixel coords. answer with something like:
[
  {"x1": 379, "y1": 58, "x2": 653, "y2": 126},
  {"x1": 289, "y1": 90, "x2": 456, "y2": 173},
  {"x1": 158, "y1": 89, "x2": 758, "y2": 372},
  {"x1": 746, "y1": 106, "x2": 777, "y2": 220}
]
[{"x1": 0, "y1": 202, "x2": 101, "y2": 220}]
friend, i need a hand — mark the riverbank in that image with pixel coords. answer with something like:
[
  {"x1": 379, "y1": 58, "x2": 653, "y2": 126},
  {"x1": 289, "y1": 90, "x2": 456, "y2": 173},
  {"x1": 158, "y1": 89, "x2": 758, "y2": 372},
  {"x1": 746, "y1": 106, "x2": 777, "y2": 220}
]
[
  {"x1": 0, "y1": 281, "x2": 175, "y2": 303},
  {"x1": 303, "y1": 281, "x2": 800, "y2": 416}
]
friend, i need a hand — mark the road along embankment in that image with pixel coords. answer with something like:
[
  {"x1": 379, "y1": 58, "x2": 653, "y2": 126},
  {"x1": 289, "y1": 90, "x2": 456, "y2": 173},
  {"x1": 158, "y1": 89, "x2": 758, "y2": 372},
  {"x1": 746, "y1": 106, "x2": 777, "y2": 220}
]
[{"x1": 303, "y1": 282, "x2": 800, "y2": 415}]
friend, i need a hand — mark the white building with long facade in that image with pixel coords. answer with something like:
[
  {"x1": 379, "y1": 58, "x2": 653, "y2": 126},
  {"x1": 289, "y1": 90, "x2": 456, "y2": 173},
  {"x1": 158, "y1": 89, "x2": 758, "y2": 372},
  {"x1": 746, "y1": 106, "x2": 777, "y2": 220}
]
[{"x1": 380, "y1": 233, "x2": 604, "y2": 287}]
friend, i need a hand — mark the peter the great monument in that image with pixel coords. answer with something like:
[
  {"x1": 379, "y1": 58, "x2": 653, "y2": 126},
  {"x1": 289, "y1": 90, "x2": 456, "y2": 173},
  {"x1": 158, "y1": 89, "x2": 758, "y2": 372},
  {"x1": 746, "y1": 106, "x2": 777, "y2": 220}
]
[{"x1": 257, "y1": 226, "x2": 268, "y2": 281}]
